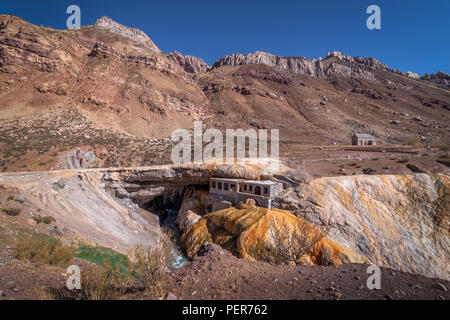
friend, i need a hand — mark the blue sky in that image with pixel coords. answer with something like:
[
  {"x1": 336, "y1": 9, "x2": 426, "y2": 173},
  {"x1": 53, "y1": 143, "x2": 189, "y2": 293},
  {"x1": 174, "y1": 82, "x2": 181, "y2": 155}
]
[{"x1": 2, "y1": 0, "x2": 449, "y2": 75}]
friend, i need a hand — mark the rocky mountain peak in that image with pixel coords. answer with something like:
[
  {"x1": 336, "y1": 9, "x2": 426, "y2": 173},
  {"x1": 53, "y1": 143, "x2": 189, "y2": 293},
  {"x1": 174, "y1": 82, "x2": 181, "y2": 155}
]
[
  {"x1": 420, "y1": 71, "x2": 450, "y2": 89},
  {"x1": 94, "y1": 16, "x2": 160, "y2": 53},
  {"x1": 326, "y1": 51, "x2": 387, "y2": 70}
]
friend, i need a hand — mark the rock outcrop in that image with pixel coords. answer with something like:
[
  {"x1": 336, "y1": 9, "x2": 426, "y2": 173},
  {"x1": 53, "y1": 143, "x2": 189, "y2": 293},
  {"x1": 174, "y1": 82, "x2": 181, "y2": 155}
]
[
  {"x1": 56, "y1": 148, "x2": 97, "y2": 169},
  {"x1": 406, "y1": 71, "x2": 420, "y2": 79},
  {"x1": 88, "y1": 42, "x2": 188, "y2": 80},
  {"x1": 103, "y1": 164, "x2": 210, "y2": 205},
  {"x1": 212, "y1": 51, "x2": 327, "y2": 78},
  {"x1": 326, "y1": 51, "x2": 388, "y2": 70},
  {"x1": 420, "y1": 71, "x2": 450, "y2": 89},
  {"x1": 167, "y1": 50, "x2": 210, "y2": 73}
]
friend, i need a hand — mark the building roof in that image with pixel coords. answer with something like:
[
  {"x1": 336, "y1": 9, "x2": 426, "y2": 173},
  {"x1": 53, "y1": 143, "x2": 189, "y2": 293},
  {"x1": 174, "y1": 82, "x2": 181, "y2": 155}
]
[
  {"x1": 210, "y1": 177, "x2": 280, "y2": 185},
  {"x1": 353, "y1": 133, "x2": 375, "y2": 139}
]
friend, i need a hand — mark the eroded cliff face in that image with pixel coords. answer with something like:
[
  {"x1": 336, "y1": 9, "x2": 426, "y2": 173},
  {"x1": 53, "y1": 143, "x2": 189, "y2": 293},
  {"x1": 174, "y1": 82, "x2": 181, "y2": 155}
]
[
  {"x1": 0, "y1": 164, "x2": 211, "y2": 253},
  {"x1": 278, "y1": 174, "x2": 450, "y2": 280},
  {"x1": 212, "y1": 51, "x2": 326, "y2": 78},
  {"x1": 0, "y1": 169, "x2": 161, "y2": 253},
  {"x1": 211, "y1": 51, "x2": 388, "y2": 81},
  {"x1": 1, "y1": 164, "x2": 448, "y2": 280}
]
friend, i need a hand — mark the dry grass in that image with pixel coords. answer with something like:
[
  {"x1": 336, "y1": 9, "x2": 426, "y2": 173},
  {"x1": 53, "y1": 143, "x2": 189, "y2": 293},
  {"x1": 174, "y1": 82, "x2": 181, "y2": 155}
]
[
  {"x1": 403, "y1": 139, "x2": 422, "y2": 147},
  {"x1": 127, "y1": 238, "x2": 173, "y2": 298},
  {"x1": 78, "y1": 260, "x2": 127, "y2": 300},
  {"x1": 14, "y1": 234, "x2": 76, "y2": 267},
  {"x1": 38, "y1": 238, "x2": 174, "y2": 300}
]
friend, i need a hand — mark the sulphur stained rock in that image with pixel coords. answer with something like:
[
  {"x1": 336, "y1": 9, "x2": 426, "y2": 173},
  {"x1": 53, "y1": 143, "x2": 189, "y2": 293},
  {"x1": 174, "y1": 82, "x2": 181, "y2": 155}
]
[
  {"x1": 292, "y1": 173, "x2": 450, "y2": 280},
  {"x1": 181, "y1": 204, "x2": 367, "y2": 266},
  {"x1": 301, "y1": 238, "x2": 368, "y2": 266}
]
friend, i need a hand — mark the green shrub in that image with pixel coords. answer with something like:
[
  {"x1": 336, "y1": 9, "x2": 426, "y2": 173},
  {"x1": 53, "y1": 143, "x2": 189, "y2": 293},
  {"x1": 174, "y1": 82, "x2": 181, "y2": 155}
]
[
  {"x1": 2, "y1": 208, "x2": 21, "y2": 216},
  {"x1": 76, "y1": 243, "x2": 129, "y2": 274},
  {"x1": 33, "y1": 215, "x2": 54, "y2": 224}
]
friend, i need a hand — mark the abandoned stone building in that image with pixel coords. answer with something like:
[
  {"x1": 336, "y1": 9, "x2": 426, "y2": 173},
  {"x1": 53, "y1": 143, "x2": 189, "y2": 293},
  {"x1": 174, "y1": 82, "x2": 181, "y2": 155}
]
[
  {"x1": 352, "y1": 133, "x2": 376, "y2": 146},
  {"x1": 209, "y1": 178, "x2": 283, "y2": 210}
]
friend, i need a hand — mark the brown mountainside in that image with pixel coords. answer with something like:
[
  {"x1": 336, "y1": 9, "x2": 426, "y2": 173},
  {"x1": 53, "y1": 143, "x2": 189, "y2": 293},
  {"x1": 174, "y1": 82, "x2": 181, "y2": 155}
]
[{"x1": 0, "y1": 14, "x2": 449, "y2": 171}]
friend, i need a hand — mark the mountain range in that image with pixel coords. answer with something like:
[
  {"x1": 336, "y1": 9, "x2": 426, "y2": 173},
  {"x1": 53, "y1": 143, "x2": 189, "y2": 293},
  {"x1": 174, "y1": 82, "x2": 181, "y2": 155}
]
[{"x1": 0, "y1": 14, "x2": 449, "y2": 171}]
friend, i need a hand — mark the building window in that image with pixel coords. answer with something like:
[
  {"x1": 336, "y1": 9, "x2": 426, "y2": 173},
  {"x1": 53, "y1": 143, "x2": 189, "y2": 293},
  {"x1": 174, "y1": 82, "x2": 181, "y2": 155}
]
[
  {"x1": 264, "y1": 187, "x2": 268, "y2": 195},
  {"x1": 249, "y1": 185, "x2": 253, "y2": 192},
  {"x1": 212, "y1": 181, "x2": 216, "y2": 188},
  {"x1": 244, "y1": 185, "x2": 247, "y2": 191},
  {"x1": 224, "y1": 183, "x2": 229, "y2": 191},
  {"x1": 230, "y1": 184, "x2": 236, "y2": 192},
  {"x1": 218, "y1": 182, "x2": 222, "y2": 190},
  {"x1": 255, "y1": 186, "x2": 261, "y2": 195}
]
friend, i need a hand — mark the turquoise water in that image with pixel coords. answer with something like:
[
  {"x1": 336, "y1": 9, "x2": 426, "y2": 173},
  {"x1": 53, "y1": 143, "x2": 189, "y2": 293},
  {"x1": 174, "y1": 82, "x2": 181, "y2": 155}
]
[{"x1": 164, "y1": 208, "x2": 189, "y2": 270}]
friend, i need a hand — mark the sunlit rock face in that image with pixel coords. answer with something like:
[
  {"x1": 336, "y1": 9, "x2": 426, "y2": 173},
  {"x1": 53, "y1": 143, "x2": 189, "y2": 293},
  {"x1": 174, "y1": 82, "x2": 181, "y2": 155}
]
[
  {"x1": 212, "y1": 51, "x2": 326, "y2": 78},
  {"x1": 212, "y1": 50, "x2": 387, "y2": 81},
  {"x1": 95, "y1": 16, "x2": 161, "y2": 53},
  {"x1": 181, "y1": 200, "x2": 367, "y2": 266},
  {"x1": 290, "y1": 174, "x2": 450, "y2": 280}
]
